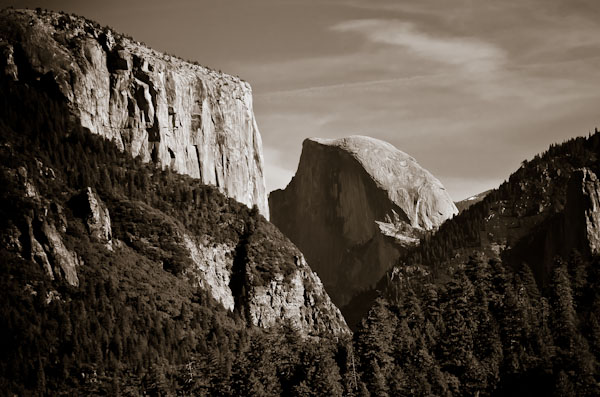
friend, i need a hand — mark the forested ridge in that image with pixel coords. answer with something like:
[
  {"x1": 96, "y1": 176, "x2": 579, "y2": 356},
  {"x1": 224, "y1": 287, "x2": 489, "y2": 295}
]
[
  {"x1": 0, "y1": 80, "x2": 357, "y2": 395},
  {"x1": 345, "y1": 131, "x2": 600, "y2": 395},
  {"x1": 344, "y1": 130, "x2": 600, "y2": 324},
  {"x1": 357, "y1": 253, "x2": 600, "y2": 396},
  {"x1": 402, "y1": 130, "x2": 600, "y2": 278}
]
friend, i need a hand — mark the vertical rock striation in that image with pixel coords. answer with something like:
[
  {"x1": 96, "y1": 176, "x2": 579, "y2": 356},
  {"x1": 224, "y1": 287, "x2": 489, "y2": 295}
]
[
  {"x1": 70, "y1": 187, "x2": 113, "y2": 250},
  {"x1": 270, "y1": 136, "x2": 457, "y2": 306},
  {"x1": 0, "y1": 8, "x2": 268, "y2": 216},
  {"x1": 565, "y1": 168, "x2": 600, "y2": 255},
  {"x1": 182, "y1": 233, "x2": 350, "y2": 336}
]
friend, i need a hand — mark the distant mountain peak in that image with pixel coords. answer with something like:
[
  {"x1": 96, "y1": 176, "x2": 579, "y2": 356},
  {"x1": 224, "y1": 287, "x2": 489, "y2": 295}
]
[
  {"x1": 303, "y1": 136, "x2": 457, "y2": 229},
  {"x1": 270, "y1": 135, "x2": 457, "y2": 306}
]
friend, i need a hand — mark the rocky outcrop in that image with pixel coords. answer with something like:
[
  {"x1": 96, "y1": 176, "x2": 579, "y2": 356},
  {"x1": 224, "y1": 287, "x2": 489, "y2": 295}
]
[
  {"x1": 39, "y1": 221, "x2": 81, "y2": 286},
  {"x1": 183, "y1": 234, "x2": 235, "y2": 311},
  {"x1": 248, "y1": 255, "x2": 349, "y2": 335},
  {"x1": 565, "y1": 168, "x2": 600, "y2": 255},
  {"x1": 0, "y1": 160, "x2": 81, "y2": 287},
  {"x1": 182, "y1": 233, "x2": 349, "y2": 336},
  {"x1": 269, "y1": 136, "x2": 457, "y2": 305},
  {"x1": 26, "y1": 215, "x2": 81, "y2": 287},
  {"x1": 70, "y1": 187, "x2": 113, "y2": 249},
  {"x1": 0, "y1": 8, "x2": 268, "y2": 217},
  {"x1": 505, "y1": 167, "x2": 600, "y2": 286}
]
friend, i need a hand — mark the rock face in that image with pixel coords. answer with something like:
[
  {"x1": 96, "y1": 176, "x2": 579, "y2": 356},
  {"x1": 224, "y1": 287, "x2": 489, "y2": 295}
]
[
  {"x1": 37, "y1": 221, "x2": 81, "y2": 287},
  {"x1": 496, "y1": 167, "x2": 600, "y2": 287},
  {"x1": 247, "y1": 255, "x2": 349, "y2": 335},
  {"x1": 1, "y1": 161, "x2": 82, "y2": 287},
  {"x1": 183, "y1": 234, "x2": 236, "y2": 311},
  {"x1": 269, "y1": 136, "x2": 458, "y2": 305},
  {"x1": 565, "y1": 168, "x2": 600, "y2": 255},
  {"x1": 71, "y1": 187, "x2": 113, "y2": 249},
  {"x1": 0, "y1": 9, "x2": 268, "y2": 217},
  {"x1": 182, "y1": 232, "x2": 349, "y2": 336}
]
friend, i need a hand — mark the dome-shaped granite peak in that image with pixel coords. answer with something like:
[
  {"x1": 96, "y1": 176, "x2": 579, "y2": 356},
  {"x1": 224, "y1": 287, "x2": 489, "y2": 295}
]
[{"x1": 270, "y1": 135, "x2": 457, "y2": 306}]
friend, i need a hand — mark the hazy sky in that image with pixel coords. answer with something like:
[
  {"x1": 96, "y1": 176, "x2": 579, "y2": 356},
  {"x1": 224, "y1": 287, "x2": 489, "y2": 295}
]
[{"x1": 3, "y1": 0, "x2": 599, "y2": 200}]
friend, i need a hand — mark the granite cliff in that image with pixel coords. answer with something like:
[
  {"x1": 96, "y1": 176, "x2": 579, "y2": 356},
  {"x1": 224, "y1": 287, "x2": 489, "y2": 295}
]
[
  {"x1": 0, "y1": 8, "x2": 268, "y2": 216},
  {"x1": 565, "y1": 168, "x2": 600, "y2": 255},
  {"x1": 269, "y1": 136, "x2": 457, "y2": 306}
]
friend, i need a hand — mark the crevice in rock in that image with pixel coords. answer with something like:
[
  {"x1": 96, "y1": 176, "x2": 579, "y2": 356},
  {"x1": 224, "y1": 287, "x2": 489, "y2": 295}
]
[
  {"x1": 194, "y1": 145, "x2": 202, "y2": 180},
  {"x1": 229, "y1": 222, "x2": 253, "y2": 323},
  {"x1": 168, "y1": 147, "x2": 176, "y2": 168},
  {"x1": 150, "y1": 142, "x2": 159, "y2": 163}
]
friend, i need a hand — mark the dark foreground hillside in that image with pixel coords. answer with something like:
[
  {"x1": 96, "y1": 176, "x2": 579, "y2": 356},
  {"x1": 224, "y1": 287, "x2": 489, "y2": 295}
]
[
  {"x1": 0, "y1": 79, "x2": 356, "y2": 395},
  {"x1": 349, "y1": 131, "x2": 600, "y2": 396}
]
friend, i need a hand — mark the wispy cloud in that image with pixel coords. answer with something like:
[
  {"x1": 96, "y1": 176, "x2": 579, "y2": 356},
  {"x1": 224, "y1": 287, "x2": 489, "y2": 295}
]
[
  {"x1": 255, "y1": 73, "x2": 437, "y2": 98},
  {"x1": 331, "y1": 19, "x2": 506, "y2": 75}
]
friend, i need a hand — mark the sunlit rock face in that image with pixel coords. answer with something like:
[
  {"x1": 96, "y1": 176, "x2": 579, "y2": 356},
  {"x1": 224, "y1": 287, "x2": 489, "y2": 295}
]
[
  {"x1": 246, "y1": 254, "x2": 350, "y2": 336},
  {"x1": 0, "y1": 8, "x2": 268, "y2": 217},
  {"x1": 71, "y1": 187, "x2": 113, "y2": 250},
  {"x1": 270, "y1": 136, "x2": 458, "y2": 306},
  {"x1": 177, "y1": 233, "x2": 350, "y2": 336},
  {"x1": 564, "y1": 168, "x2": 600, "y2": 255}
]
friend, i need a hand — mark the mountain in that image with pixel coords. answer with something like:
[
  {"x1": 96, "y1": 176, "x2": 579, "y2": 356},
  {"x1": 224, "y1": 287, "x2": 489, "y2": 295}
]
[
  {"x1": 0, "y1": 7, "x2": 348, "y2": 336},
  {"x1": 0, "y1": 8, "x2": 268, "y2": 216},
  {"x1": 455, "y1": 189, "x2": 492, "y2": 213},
  {"x1": 0, "y1": 59, "x2": 352, "y2": 397},
  {"x1": 269, "y1": 136, "x2": 457, "y2": 306},
  {"x1": 393, "y1": 132, "x2": 600, "y2": 287},
  {"x1": 351, "y1": 131, "x2": 600, "y2": 396},
  {"x1": 0, "y1": 9, "x2": 357, "y2": 395}
]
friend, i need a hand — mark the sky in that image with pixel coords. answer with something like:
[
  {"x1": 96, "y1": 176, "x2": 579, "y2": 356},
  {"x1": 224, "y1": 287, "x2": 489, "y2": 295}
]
[{"x1": 2, "y1": 0, "x2": 599, "y2": 200}]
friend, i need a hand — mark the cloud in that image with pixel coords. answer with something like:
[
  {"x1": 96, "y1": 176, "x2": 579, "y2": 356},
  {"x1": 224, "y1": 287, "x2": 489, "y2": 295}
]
[
  {"x1": 255, "y1": 73, "x2": 437, "y2": 98},
  {"x1": 331, "y1": 19, "x2": 506, "y2": 75}
]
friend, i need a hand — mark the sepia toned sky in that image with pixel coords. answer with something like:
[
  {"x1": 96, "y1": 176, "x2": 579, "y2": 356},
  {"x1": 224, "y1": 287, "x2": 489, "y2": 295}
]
[{"x1": 2, "y1": 0, "x2": 600, "y2": 200}]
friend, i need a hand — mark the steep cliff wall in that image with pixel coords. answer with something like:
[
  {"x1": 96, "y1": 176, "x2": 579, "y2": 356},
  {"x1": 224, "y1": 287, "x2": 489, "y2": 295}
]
[
  {"x1": 0, "y1": 8, "x2": 268, "y2": 216},
  {"x1": 270, "y1": 136, "x2": 457, "y2": 305},
  {"x1": 502, "y1": 167, "x2": 600, "y2": 286},
  {"x1": 565, "y1": 168, "x2": 600, "y2": 255}
]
